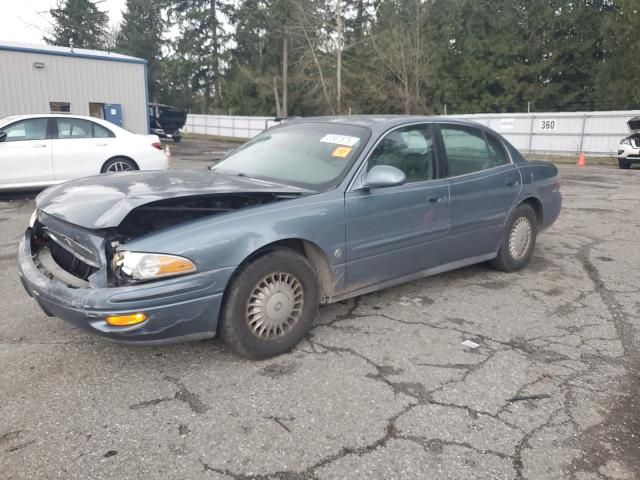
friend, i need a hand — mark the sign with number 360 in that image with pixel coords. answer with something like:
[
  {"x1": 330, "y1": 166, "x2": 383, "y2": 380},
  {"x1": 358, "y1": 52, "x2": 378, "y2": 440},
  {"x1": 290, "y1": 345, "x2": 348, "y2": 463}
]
[{"x1": 540, "y1": 120, "x2": 556, "y2": 130}]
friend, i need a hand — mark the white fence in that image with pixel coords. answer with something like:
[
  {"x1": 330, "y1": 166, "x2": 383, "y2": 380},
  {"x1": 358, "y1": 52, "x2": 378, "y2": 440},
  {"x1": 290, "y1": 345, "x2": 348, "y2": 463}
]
[
  {"x1": 449, "y1": 111, "x2": 640, "y2": 156},
  {"x1": 184, "y1": 111, "x2": 640, "y2": 156},
  {"x1": 183, "y1": 114, "x2": 277, "y2": 139}
]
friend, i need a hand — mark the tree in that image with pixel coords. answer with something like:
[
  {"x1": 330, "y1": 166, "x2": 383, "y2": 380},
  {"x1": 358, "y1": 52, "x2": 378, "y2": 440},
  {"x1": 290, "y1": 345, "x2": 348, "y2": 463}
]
[
  {"x1": 116, "y1": 0, "x2": 166, "y2": 101},
  {"x1": 169, "y1": 0, "x2": 233, "y2": 113},
  {"x1": 595, "y1": 0, "x2": 640, "y2": 109},
  {"x1": 44, "y1": 0, "x2": 109, "y2": 50}
]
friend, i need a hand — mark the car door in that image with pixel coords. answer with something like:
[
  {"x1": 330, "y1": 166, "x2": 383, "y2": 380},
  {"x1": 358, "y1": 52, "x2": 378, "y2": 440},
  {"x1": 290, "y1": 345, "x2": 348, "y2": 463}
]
[
  {"x1": 0, "y1": 118, "x2": 53, "y2": 186},
  {"x1": 437, "y1": 124, "x2": 521, "y2": 262},
  {"x1": 52, "y1": 117, "x2": 115, "y2": 180},
  {"x1": 344, "y1": 123, "x2": 450, "y2": 290}
]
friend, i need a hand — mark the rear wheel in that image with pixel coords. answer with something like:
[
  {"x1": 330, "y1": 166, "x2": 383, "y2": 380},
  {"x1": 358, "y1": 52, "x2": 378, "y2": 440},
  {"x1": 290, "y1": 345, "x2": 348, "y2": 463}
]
[
  {"x1": 618, "y1": 158, "x2": 631, "y2": 169},
  {"x1": 490, "y1": 203, "x2": 537, "y2": 272},
  {"x1": 220, "y1": 249, "x2": 319, "y2": 359},
  {"x1": 101, "y1": 157, "x2": 138, "y2": 173}
]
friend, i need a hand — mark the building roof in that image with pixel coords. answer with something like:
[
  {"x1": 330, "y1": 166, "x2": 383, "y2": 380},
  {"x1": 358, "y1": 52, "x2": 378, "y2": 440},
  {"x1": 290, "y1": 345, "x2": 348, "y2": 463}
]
[{"x1": 0, "y1": 41, "x2": 147, "y2": 65}]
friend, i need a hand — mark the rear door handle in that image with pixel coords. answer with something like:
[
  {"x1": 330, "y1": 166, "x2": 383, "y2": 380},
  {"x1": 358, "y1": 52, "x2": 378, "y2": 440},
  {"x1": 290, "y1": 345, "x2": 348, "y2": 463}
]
[
  {"x1": 96, "y1": 143, "x2": 108, "y2": 147},
  {"x1": 32, "y1": 144, "x2": 47, "y2": 148},
  {"x1": 427, "y1": 195, "x2": 444, "y2": 203},
  {"x1": 506, "y1": 179, "x2": 520, "y2": 186}
]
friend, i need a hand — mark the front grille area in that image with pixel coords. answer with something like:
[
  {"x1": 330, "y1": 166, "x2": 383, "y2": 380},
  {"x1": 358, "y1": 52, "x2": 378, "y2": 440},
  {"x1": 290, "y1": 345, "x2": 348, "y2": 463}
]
[
  {"x1": 32, "y1": 222, "x2": 101, "y2": 287},
  {"x1": 48, "y1": 240, "x2": 97, "y2": 282}
]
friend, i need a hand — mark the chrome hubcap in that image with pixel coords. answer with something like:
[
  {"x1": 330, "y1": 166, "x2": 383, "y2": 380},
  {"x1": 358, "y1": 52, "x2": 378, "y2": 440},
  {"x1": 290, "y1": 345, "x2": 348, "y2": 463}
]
[
  {"x1": 106, "y1": 161, "x2": 133, "y2": 172},
  {"x1": 246, "y1": 272, "x2": 304, "y2": 339},
  {"x1": 509, "y1": 217, "x2": 532, "y2": 260}
]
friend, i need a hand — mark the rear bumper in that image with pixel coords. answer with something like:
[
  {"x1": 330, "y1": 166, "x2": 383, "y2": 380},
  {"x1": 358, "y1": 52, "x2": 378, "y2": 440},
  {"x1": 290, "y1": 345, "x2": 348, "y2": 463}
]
[{"x1": 18, "y1": 232, "x2": 233, "y2": 344}]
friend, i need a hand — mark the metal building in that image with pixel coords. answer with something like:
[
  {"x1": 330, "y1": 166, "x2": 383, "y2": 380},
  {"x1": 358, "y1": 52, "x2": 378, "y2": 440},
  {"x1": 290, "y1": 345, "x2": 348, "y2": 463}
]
[{"x1": 0, "y1": 41, "x2": 148, "y2": 134}]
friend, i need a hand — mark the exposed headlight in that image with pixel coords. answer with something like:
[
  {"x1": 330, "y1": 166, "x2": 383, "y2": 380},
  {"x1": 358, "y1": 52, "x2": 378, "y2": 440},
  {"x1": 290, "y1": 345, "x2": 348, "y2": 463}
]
[
  {"x1": 29, "y1": 209, "x2": 39, "y2": 228},
  {"x1": 112, "y1": 251, "x2": 197, "y2": 284},
  {"x1": 621, "y1": 138, "x2": 632, "y2": 146}
]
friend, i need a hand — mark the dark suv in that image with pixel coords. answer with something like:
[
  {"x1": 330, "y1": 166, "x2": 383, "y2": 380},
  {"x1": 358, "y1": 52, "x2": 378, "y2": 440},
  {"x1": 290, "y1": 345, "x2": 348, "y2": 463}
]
[
  {"x1": 618, "y1": 116, "x2": 640, "y2": 169},
  {"x1": 149, "y1": 103, "x2": 187, "y2": 143}
]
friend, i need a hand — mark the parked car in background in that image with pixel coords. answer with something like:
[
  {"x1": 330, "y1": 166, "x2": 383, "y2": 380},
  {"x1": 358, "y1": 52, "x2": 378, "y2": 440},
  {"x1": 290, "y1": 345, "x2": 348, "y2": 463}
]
[
  {"x1": 618, "y1": 116, "x2": 640, "y2": 169},
  {"x1": 149, "y1": 103, "x2": 187, "y2": 143},
  {"x1": 18, "y1": 116, "x2": 561, "y2": 359},
  {"x1": 0, "y1": 114, "x2": 168, "y2": 190}
]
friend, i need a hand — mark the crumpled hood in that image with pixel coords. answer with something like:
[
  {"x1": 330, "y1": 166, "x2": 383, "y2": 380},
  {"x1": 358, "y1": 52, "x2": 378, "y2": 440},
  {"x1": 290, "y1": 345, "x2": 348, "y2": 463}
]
[{"x1": 37, "y1": 169, "x2": 311, "y2": 229}]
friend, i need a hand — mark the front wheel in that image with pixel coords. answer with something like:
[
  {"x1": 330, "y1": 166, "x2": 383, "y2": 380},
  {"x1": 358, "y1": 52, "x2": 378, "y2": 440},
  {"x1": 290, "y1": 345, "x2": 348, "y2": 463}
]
[
  {"x1": 490, "y1": 203, "x2": 537, "y2": 272},
  {"x1": 618, "y1": 159, "x2": 631, "y2": 169},
  {"x1": 220, "y1": 249, "x2": 319, "y2": 359}
]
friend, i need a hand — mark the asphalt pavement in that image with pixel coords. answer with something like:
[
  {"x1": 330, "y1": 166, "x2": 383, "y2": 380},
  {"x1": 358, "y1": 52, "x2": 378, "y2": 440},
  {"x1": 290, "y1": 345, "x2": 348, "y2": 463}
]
[{"x1": 1, "y1": 144, "x2": 639, "y2": 479}]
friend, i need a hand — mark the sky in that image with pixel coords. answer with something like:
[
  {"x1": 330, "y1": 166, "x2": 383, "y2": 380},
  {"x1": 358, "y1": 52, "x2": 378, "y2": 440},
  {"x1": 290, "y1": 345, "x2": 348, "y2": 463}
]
[{"x1": 0, "y1": 0, "x2": 127, "y2": 45}]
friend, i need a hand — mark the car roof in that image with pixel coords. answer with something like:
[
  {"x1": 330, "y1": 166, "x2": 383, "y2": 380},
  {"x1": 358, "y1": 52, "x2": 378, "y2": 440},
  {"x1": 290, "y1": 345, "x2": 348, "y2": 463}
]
[
  {"x1": 0, "y1": 114, "x2": 127, "y2": 132},
  {"x1": 286, "y1": 115, "x2": 486, "y2": 134},
  {"x1": 2, "y1": 114, "x2": 103, "y2": 122}
]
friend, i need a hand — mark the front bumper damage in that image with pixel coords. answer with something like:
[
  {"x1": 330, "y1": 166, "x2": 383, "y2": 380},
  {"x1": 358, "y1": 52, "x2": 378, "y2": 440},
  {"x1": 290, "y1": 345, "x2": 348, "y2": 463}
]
[{"x1": 18, "y1": 224, "x2": 232, "y2": 345}]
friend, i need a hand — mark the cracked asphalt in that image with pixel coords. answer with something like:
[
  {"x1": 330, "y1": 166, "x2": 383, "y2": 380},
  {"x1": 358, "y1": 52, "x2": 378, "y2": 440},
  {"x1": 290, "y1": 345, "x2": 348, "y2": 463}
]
[{"x1": 1, "y1": 157, "x2": 639, "y2": 479}]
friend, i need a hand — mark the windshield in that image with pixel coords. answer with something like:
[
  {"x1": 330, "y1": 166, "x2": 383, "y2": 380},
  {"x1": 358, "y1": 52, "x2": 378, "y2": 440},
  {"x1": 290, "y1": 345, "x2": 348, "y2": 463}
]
[{"x1": 212, "y1": 122, "x2": 371, "y2": 191}]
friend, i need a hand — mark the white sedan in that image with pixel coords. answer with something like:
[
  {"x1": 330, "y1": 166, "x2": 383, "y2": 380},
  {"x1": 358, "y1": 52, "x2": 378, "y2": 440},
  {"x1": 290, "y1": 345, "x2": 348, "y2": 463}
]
[{"x1": 0, "y1": 114, "x2": 169, "y2": 190}]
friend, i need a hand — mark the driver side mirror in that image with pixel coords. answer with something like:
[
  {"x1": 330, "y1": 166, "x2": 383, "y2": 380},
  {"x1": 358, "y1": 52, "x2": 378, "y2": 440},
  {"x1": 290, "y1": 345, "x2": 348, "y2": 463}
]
[
  {"x1": 363, "y1": 165, "x2": 406, "y2": 189},
  {"x1": 0, "y1": 131, "x2": 6, "y2": 143}
]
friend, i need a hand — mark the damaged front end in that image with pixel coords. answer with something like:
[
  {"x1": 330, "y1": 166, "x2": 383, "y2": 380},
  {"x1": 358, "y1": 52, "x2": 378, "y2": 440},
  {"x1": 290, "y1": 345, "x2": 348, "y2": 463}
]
[
  {"x1": 18, "y1": 190, "x2": 305, "y2": 343},
  {"x1": 113, "y1": 192, "x2": 301, "y2": 242},
  {"x1": 31, "y1": 191, "x2": 303, "y2": 289}
]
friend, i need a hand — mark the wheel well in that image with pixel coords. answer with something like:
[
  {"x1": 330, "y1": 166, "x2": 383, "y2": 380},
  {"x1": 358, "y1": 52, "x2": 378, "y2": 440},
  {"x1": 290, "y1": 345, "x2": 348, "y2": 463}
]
[
  {"x1": 229, "y1": 239, "x2": 336, "y2": 304},
  {"x1": 102, "y1": 156, "x2": 139, "y2": 172},
  {"x1": 521, "y1": 197, "x2": 543, "y2": 226}
]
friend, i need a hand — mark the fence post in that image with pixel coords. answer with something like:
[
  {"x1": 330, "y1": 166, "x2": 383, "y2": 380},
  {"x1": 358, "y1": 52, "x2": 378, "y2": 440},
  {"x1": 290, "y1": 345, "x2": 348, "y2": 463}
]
[
  {"x1": 527, "y1": 115, "x2": 535, "y2": 154},
  {"x1": 232, "y1": 117, "x2": 236, "y2": 138},
  {"x1": 578, "y1": 114, "x2": 587, "y2": 154}
]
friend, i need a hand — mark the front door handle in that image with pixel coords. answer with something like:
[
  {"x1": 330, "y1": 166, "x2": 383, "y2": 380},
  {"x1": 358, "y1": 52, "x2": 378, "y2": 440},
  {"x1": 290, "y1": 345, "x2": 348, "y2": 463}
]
[
  {"x1": 506, "y1": 179, "x2": 520, "y2": 186},
  {"x1": 427, "y1": 195, "x2": 444, "y2": 203},
  {"x1": 95, "y1": 143, "x2": 108, "y2": 147},
  {"x1": 32, "y1": 144, "x2": 47, "y2": 148}
]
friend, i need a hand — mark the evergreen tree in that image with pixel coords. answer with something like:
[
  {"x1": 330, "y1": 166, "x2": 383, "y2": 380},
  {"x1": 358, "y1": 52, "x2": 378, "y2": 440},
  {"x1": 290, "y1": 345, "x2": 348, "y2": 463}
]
[
  {"x1": 116, "y1": 0, "x2": 166, "y2": 102},
  {"x1": 44, "y1": 0, "x2": 109, "y2": 50},
  {"x1": 169, "y1": 0, "x2": 234, "y2": 113}
]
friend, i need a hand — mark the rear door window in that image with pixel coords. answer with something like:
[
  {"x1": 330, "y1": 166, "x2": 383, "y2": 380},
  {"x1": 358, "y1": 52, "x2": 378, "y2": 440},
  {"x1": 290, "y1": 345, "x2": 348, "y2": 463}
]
[
  {"x1": 92, "y1": 123, "x2": 114, "y2": 138},
  {"x1": 56, "y1": 118, "x2": 93, "y2": 139},
  {"x1": 440, "y1": 125, "x2": 507, "y2": 177}
]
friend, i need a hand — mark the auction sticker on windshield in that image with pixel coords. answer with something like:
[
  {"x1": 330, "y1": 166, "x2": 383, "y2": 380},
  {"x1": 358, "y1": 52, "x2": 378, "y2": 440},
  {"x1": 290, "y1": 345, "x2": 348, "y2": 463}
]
[
  {"x1": 331, "y1": 146, "x2": 353, "y2": 158},
  {"x1": 320, "y1": 134, "x2": 360, "y2": 147}
]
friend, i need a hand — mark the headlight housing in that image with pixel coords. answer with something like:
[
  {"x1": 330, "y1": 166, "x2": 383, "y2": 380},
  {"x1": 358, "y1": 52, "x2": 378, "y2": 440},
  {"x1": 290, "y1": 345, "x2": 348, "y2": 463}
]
[
  {"x1": 112, "y1": 251, "x2": 197, "y2": 284},
  {"x1": 621, "y1": 138, "x2": 632, "y2": 146}
]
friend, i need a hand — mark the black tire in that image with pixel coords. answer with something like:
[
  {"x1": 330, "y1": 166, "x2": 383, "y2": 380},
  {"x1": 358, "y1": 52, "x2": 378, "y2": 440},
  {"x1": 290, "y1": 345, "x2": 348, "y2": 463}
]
[
  {"x1": 101, "y1": 157, "x2": 138, "y2": 174},
  {"x1": 173, "y1": 136, "x2": 182, "y2": 143},
  {"x1": 490, "y1": 203, "x2": 538, "y2": 273},
  {"x1": 618, "y1": 158, "x2": 631, "y2": 169},
  {"x1": 220, "y1": 249, "x2": 319, "y2": 359}
]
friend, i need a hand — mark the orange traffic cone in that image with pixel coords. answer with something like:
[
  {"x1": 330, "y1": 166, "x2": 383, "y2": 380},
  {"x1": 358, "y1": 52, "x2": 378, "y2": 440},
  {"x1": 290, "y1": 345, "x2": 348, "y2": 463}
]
[{"x1": 576, "y1": 152, "x2": 586, "y2": 166}]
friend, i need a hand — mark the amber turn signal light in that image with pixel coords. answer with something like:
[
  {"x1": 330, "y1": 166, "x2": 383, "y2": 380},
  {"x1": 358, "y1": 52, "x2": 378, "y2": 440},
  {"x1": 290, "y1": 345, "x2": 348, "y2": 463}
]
[{"x1": 106, "y1": 312, "x2": 148, "y2": 326}]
